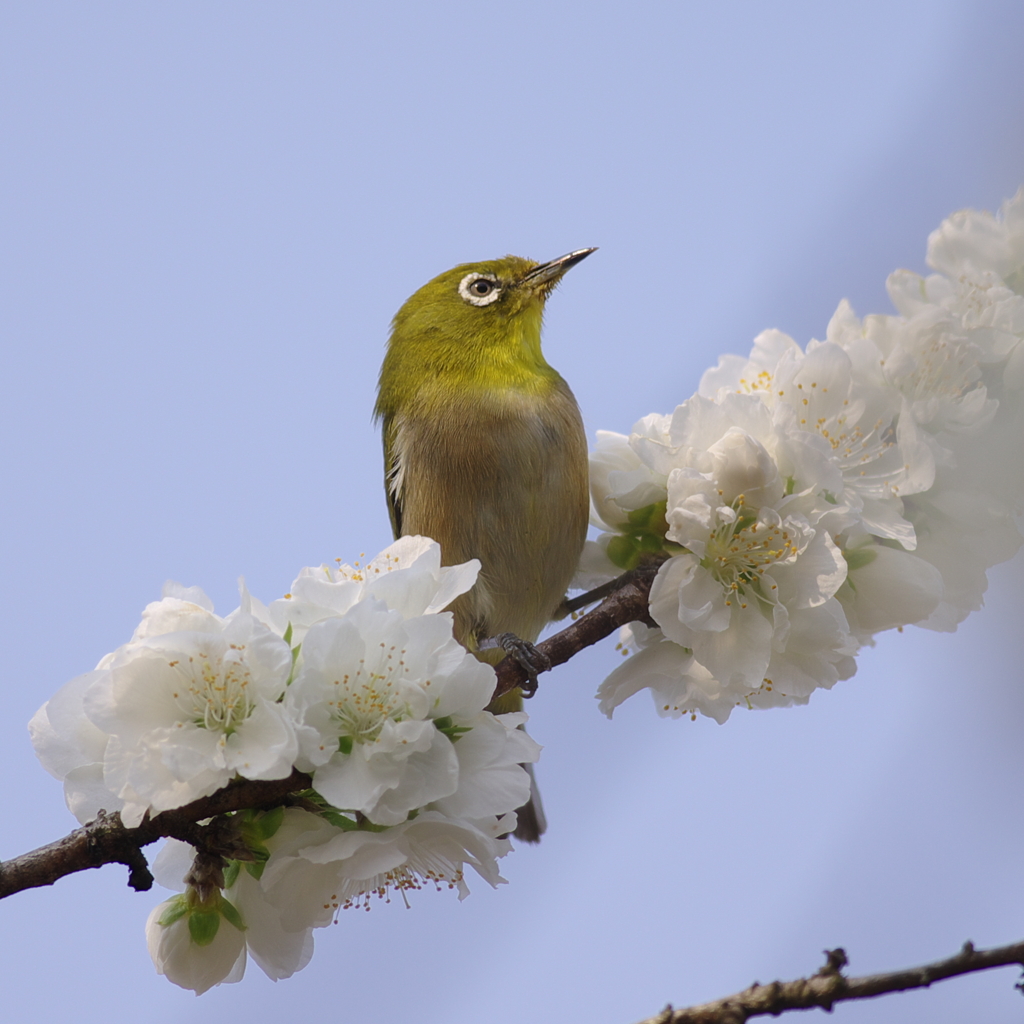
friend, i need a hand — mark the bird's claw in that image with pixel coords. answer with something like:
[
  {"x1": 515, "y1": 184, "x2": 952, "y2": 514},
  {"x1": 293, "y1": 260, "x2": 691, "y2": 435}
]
[{"x1": 493, "y1": 633, "x2": 551, "y2": 697}]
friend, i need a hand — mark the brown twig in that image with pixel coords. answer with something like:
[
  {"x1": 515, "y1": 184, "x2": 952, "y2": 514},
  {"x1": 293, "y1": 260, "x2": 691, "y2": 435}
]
[
  {"x1": 491, "y1": 563, "x2": 661, "y2": 699},
  {"x1": 0, "y1": 770, "x2": 311, "y2": 899},
  {"x1": 635, "y1": 941, "x2": 1024, "y2": 1023}
]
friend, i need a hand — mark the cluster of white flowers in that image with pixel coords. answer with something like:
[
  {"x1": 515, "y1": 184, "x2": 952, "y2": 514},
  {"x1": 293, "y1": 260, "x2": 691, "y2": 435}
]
[
  {"x1": 30, "y1": 537, "x2": 535, "y2": 993},
  {"x1": 588, "y1": 191, "x2": 1024, "y2": 723}
]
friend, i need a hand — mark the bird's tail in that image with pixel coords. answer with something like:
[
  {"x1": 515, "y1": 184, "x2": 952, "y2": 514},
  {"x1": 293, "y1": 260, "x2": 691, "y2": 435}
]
[
  {"x1": 471, "y1": 644, "x2": 547, "y2": 843},
  {"x1": 513, "y1": 761, "x2": 547, "y2": 843}
]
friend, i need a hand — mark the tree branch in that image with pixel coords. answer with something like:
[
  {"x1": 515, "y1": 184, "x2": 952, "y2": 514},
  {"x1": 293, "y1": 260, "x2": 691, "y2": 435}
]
[
  {"x1": 2, "y1": 566, "x2": 661, "y2": 901},
  {"x1": 636, "y1": 941, "x2": 1024, "y2": 1023},
  {"x1": 492, "y1": 562, "x2": 660, "y2": 699},
  {"x1": 0, "y1": 770, "x2": 311, "y2": 899}
]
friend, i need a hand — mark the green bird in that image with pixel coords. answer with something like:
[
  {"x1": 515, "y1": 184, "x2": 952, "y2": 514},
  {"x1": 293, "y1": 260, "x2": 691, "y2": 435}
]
[{"x1": 374, "y1": 249, "x2": 595, "y2": 842}]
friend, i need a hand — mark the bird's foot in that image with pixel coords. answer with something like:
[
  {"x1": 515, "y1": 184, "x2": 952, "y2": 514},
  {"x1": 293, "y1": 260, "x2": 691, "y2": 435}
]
[{"x1": 479, "y1": 633, "x2": 551, "y2": 697}]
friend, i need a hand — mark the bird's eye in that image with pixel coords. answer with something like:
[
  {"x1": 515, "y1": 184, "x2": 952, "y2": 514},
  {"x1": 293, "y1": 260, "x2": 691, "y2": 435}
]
[{"x1": 459, "y1": 273, "x2": 502, "y2": 307}]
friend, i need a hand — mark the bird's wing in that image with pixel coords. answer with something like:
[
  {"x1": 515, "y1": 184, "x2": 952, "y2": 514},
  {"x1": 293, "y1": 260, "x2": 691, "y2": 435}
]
[{"x1": 382, "y1": 415, "x2": 404, "y2": 539}]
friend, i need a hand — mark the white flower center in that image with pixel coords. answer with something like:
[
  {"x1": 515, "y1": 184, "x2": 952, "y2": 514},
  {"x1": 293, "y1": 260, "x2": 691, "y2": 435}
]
[
  {"x1": 738, "y1": 372, "x2": 903, "y2": 491},
  {"x1": 171, "y1": 647, "x2": 255, "y2": 733},
  {"x1": 815, "y1": 411, "x2": 897, "y2": 477},
  {"x1": 702, "y1": 498, "x2": 796, "y2": 607},
  {"x1": 735, "y1": 369, "x2": 776, "y2": 394},
  {"x1": 328, "y1": 644, "x2": 411, "y2": 744},
  {"x1": 887, "y1": 333, "x2": 981, "y2": 403},
  {"x1": 331, "y1": 549, "x2": 403, "y2": 583}
]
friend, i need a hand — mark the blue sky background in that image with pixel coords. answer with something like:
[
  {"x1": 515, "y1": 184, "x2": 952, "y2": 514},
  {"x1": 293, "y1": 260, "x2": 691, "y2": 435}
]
[{"x1": 3, "y1": 3, "x2": 1024, "y2": 1021}]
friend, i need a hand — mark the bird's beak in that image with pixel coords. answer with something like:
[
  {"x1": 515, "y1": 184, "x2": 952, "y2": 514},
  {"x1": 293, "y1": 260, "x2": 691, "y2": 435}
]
[{"x1": 520, "y1": 248, "x2": 598, "y2": 291}]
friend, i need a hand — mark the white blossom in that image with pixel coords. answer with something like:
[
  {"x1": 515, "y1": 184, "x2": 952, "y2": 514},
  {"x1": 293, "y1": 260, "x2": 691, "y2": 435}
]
[
  {"x1": 702, "y1": 328, "x2": 935, "y2": 547},
  {"x1": 589, "y1": 391, "x2": 860, "y2": 721},
  {"x1": 29, "y1": 670, "x2": 117, "y2": 824},
  {"x1": 151, "y1": 826, "x2": 315, "y2": 989},
  {"x1": 31, "y1": 584, "x2": 302, "y2": 827},
  {"x1": 835, "y1": 536, "x2": 944, "y2": 640},
  {"x1": 588, "y1": 416, "x2": 672, "y2": 533},
  {"x1": 430, "y1": 710, "x2": 538, "y2": 820},
  {"x1": 260, "y1": 808, "x2": 515, "y2": 929},
  {"x1": 827, "y1": 301, "x2": 997, "y2": 456},
  {"x1": 243, "y1": 537, "x2": 536, "y2": 830},
  {"x1": 597, "y1": 623, "x2": 732, "y2": 723},
  {"x1": 252, "y1": 535, "x2": 480, "y2": 645},
  {"x1": 284, "y1": 595, "x2": 532, "y2": 827},
  {"x1": 145, "y1": 891, "x2": 247, "y2": 995},
  {"x1": 225, "y1": 867, "x2": 315, "y2": 981},
  {"x1": 658, "y1": 399, "x2": 858, "y2": 707},
  {"x1": 83, "y1": 605, "x2": 298, "y2": 827}
]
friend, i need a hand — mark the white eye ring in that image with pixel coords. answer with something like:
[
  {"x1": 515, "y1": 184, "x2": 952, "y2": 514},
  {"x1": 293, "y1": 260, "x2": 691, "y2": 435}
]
[{"x1": 458, "y1": 273, "x2": 502, "y2": 306}]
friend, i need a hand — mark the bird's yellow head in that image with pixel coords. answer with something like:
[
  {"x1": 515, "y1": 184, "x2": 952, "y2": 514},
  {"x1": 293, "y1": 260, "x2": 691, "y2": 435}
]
[{"x1": 376, "y1": 249, "x2": 596, "y2": 414}]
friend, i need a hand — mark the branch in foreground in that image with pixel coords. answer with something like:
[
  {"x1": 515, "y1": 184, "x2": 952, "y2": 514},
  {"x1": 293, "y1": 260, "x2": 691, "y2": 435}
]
[
  {"x1": 1, "y1": 565, "x2": 658, "y2": 901},
  {"x1": 0, "y1": 770, "x2": 311, "y2": 899},
  {"x1": 636, "y1": 942, "x2": 1024, "y2": 1024},
  {"x1": 491, "y1": 562, "x2": 660, "y2": 699}
]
